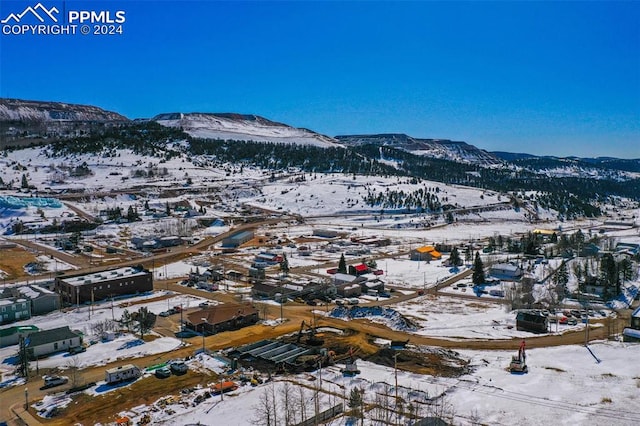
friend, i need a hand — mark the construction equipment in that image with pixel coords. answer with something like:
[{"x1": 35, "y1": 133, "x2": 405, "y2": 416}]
[
  {"x1": 509, "y1": 339, "x2": 528, "y2": 374},
  {"x1": 340, "y1": 347, "x2": 360, "y2": 376},
  {"x1": 296, "y1": 320, "x2": 324, "y2": 346}
]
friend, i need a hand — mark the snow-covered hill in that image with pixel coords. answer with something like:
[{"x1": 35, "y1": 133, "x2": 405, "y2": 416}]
[
  {"x1": 154, "y1": 112, "x2": 341, "y2": 148},
  {"x1": 0, "y1": 98, "x2": 128, "y2": 122},
  {"x1": 336, "y1": 133, "x2": 503, "y2": 166}
]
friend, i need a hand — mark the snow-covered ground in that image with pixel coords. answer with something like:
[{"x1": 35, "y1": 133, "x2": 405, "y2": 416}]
[{"x1": 74, "y1": 341, "x2": 640, "y2": 426}]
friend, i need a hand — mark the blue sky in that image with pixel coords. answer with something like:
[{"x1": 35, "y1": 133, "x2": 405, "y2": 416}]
[{"x1": 1, "y1": 1, "x2": 639, "y2": 158}]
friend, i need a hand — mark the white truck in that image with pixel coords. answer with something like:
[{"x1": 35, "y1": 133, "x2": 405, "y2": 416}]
[{"x1": 105, "y1": 364, "x2": 141, "y2": 384}]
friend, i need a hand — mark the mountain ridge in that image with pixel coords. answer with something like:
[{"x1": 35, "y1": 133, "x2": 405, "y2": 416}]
[{"x1": 1, "y1": 98, "x2": 637, "y2": 164}]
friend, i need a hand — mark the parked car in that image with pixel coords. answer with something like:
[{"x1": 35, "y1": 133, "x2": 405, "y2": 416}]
[
  {"x1": 155, "y1": 366, "x2": 171, "y2": 378},
  {"x1": 199, "y1": 302, "x2": 210, "y2": 308},
  {"x1": 159, "y1": 311, "x2": 171, "y2": 317},
  {"x1": 169, "y1": 361, "x2": 188, "y2": 375},
  {"x1": 68, "y1": 345, "x2": 86, "y2": 355},
  {"x1": 40, "y1": 375, "x2": 68, "y2": 390},
  {"x1": 567, "y1": 318, "x2": 578, "y2": 326}
]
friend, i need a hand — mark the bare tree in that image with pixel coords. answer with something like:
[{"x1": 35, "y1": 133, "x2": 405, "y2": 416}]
[
  {"x1": 252, "y1": 385, "x2": 277, "y2": 426},
  {"x1": 91, "y1": 319, "x2": 117, "y2": 338},
  {"x1": 65, "y1": 355, "x2": 82, "y2": 388},
  {"x1": 279, "y1": 382, "x2": 295, "y2": 426},
  {"x1": 469, "y1": 407, "x2": 482, "y2": 425},
  {"x1": 298, "y1": 386, "x2": 309, "y2": 423}
]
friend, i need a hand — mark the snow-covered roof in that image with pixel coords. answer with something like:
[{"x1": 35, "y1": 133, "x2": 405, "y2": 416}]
[
  {"x1": 61, "y1": 267, "x2": 147, "y2": 287},
  {"x1": 490, "y1": 263, "x2": 521, "y2": 272}
]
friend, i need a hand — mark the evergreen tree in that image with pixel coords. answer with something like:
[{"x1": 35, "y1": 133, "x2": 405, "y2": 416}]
[
  {"x1": 554, "y1": 261, "x2": 569, "y2": 286},
  {"x1": 348, "y1": 387, "x2": 363, "y2": 410},
  {"x1": 619, "y1": 258, "x2": 633, "y2": 282},
  {"x1": 126, "y1": 205, "x2": 139, "y2": 221},
  {"x1": 133, "y1": 306, "x2": 156, "y2": 340},
  {"x1": 472, "y1": 252, "x2": 486, "y2": 284},
  {"x1": 446, "y1": 211, "x2": 454, "y2": 224},
  {"x1": 449, "y1": 247, "x2": 462, "y2": 266},
  {"x1": 119, "y1": 309, "x2": 133, "y2": 332},
  {"x1": 600, "y1": 253, "x2": 619, "y2": 296},
  {"x1": 338, "y1": 253, "x2": 347, "y2": 274},
  {"x1": 21, "y1": 174, "x2": 29, "y2": 189},
  {"x1": 464, "y1": 245, "x2": 472, "y2": 264},
  {"x1": 165, "y1": 202, "x2": 171, "y2": 216},
  {"x1": 280, "y1": 253, "x2": 290, "y2": 276}
]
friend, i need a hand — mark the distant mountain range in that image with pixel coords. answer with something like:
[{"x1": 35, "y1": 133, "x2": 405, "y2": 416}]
[
  {"x1": 0, "y1": 98, "x2": 637, "y2": 168},
  {"x1": 337, "y1": 133, "x2": 502, "y2": 165}
]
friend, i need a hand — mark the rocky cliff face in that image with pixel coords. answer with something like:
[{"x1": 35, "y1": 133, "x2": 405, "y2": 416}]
[{"x1": 0, "y1": 98, "x2": 129, "y2": 148}]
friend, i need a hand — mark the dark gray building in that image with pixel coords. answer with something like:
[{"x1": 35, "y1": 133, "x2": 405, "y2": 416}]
[
  {"x1": 55, "y1": 266, "x2": 152, "y2": 305},
  {"x1": 222, "y1": 230, "x2": 254, "y2": 249}
]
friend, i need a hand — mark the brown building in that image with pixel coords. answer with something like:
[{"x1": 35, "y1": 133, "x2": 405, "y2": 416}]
[
  {"x1": 55, "y1": 266, "x2": 153, "y2": 305},
  {"x1": 186, "y1": 303, "x2": 259, "y2": 335}
]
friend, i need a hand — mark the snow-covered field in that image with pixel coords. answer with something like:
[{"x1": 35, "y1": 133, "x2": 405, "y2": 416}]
[
  {"x1": 2, "y1": 146, "x2": 640, "y2": 425},
  {"x1": 78, "y1": 342, "x2": 640, "y2": 426}
]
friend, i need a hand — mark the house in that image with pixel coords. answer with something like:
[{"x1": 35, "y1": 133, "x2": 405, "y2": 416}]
[
  {"x1": 578, "y1": 243, "x2": 600, "y2": 257},
  {"x1": 313, "y1": 229, "x2": 340, "y2": 239},
  {"x1": 623, "y1": 306, "x2": 640, "y2": 342},
  {"x1": 360, "y1": 279, "x2": 385, "y2": 294},
  {"x1": 532, "y1": 229, "x2": 558, "y2": 242},
  {"x1": 8, "y1": 285, "x2": 60, "y2": 315},
  {"x1": 158, "y1": 236, "x2": 183, "y2": 248},
  {"x1": 337, "y1": 283, "x2": 362, "y2": 298},
  {"x1": 25, "y1": 326, "x2": 82, "y2": 359},
  {"x1": 0, "y1": 298, "x2": 31, "y2": 325},
  {"x1": 186, "y1": 303, "x2": 258, "y2": 335},
  {"x1": 331, "y1": 273, "x2": 367, "y2": 287},
  {"x1": 489, "y1": 263, "x2": 523, "y2": 281},
  {"x1": 615, "y1": 242, "x2": 640, "y2": 256},
  {"x1": 255, "y1": 252, "x2": 282, "y2": 264},
  {"x1": 0, "y1": 325, "x2": 39, "y2": 348},
  {"x1": 55, "y1": 266, "x2": 153, "y2": 305},
  {"x1": 410, "y1": 246, "x2": 442, "y2": 261},
  {"x1": 248, "y1": 267, "x2": 266, "y2": 282},
  {"x1": 226, "y1": 270, "x2": 245, "y2": 281}
]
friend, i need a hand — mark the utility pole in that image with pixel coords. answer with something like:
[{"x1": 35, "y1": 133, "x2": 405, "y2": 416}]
[{"x1": 394, "y1": 351, "x2": 399, "y2": 424}]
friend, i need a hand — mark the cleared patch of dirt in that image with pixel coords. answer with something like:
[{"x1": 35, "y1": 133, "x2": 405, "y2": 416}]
[
  {"x1": 39, "y1": 371, "x2": 212, "y2": 425},
  {"x1": 0, "y1": 246, "x2": 38, "y2": 279},
  {"x1": 366, "y1": 347, "x2": 471, "y2": 378}
]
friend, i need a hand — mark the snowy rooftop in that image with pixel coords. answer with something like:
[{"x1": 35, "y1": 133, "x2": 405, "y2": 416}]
[{"x1": 61, "y1": 267, "x2": 148, "y2": 287}]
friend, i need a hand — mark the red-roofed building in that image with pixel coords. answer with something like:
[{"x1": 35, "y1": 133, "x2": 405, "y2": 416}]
[{"x1": 350, "y1": 263, "x2": 369, "y2": 276}]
